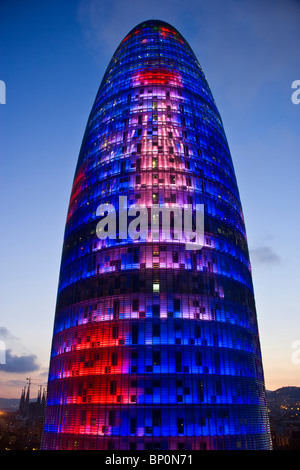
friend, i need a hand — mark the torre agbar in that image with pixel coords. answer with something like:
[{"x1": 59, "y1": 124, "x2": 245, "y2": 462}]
[{"x1": 42, "y1": 20, "x2": 272, "y2": 450}]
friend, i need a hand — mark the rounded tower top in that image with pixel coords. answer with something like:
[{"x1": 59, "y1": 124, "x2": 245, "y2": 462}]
[
  {"x1": 125, "y1": 19, "x2": 186, "y2": 41},
  {"x1": 95, "y1": 18, "x2": 217, "y2": 124},
  {"x1": 113, "y1": 18, "x2": 199, "y2": 69}
]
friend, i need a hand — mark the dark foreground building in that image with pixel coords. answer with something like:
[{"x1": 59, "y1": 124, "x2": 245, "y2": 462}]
[{"x1": 41, "y1": 20, "x2": 272, "y2": 450}]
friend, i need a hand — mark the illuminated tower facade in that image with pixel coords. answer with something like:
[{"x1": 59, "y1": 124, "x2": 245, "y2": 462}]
[{"x1": 42, "y1": 20, "x2": 271, "y2": 450}]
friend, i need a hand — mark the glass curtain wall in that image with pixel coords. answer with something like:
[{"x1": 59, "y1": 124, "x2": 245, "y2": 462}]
[{"x1": 41, "y1": 20, "x2": 272, "y2": 451}]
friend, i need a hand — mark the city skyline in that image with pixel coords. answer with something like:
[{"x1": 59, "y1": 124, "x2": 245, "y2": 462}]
[{"x1": 0, "y1": 0, "x2": 299, "y2": 402}]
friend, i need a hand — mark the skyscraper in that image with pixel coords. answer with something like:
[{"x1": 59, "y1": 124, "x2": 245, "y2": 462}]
[{"x1": 41, "y1": 20, "x2": 272, "y2": 450}]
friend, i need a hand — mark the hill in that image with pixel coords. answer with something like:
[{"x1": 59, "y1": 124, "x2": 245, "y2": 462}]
[{"x1": 0, "y1": 398, "x2": 20, "y2": 412}]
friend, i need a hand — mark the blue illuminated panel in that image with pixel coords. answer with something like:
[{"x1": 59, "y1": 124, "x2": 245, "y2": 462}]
[{"x1": 42, "y1": 20, "x2": 272, "y2": 450}]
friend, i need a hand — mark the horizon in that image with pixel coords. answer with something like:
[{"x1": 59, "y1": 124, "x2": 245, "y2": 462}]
[
  {"x1": 1, "y1": 384, "x2": 300, "y2": 406},
  {"x1": 0, "y1": 0, "x2": 299, "y2": 399}
]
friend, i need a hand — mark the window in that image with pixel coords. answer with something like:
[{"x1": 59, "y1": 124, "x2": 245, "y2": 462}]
[
  {"x1": 130, "y1": 418, "x2": 136, "y2": 434},
  {"x1": 176, "y1": 351, "x2": 182, "y2": 372},
  {"x1": 111, "y1": 352, "x2": 118, "y2": 366},
  {"x1": 113, "y1": 300, "x2": 119, "y2": 319},
  {"x1": 112, "y1": 326, "x2": 119, "y2": 339},
  {"x1": 198, "y1": 380, "x2": 204, "y2": 402},
  {"x1": 108, "y1": 410, "x2": 115, "y2": 426},
  {"x1": 131, "y1": 350, "x2": 138, "y2": 359},
  {"x1": 133, "y1": 248, "x2": 139, "y2": 263},
  {"x1": 153, "y1": 283, "x2": 160, "y2": 293},
  {"x1": 152, "y1": 157, "x2": 158, "y2": 168},
  {"x1": 132, "y1": 324, "x2": 139, "y2": 344},
  {"x1": 153, "y1": 323, "x2": 160, "y2": 336},
  {"x1": 132, "y1": 299, "x2": 139, "y2": 311},
  {"x1": 177, "y1": 418, "x2": 184, "y2": 434},
  {"x1": 80, "y1": 410, "x2": 86, "y2": 425},
  {"x1": 110, "y1": 381, "x2": 117, "y2": 395},
  {"x1": 153, "y1": 305, "x2": 160, "y2": 317},
  {"x1": 153, "y1": 409, "x2": 161, "y2": 426},
  {"x1": 153, "y1": 350, "x2": 161, "y2": 365},
  {"x1": 196, "y1": 351, "x2": 202, "y2": 366},
  {"x1": 216, "y1": 381, "x2": 222, "y2": 395}
]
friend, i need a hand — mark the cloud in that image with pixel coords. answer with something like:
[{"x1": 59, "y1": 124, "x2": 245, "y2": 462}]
[
  {"x1": 0, "y1": 349, "x2": 40, "y2": 373},
  {"x1": 250, "y1": 245, "x2": 280, "y2": 265},
  {"x1": 0, "y1": 327, "x2": 18, "y2": 341}
]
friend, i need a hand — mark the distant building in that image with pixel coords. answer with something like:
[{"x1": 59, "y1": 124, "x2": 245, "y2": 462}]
[
  {"x1": 267, "y1": 387, "x2": 300, "y2": 450},
  {"x1": 18, "y1": 384, "x2": 46, "y2": 420},
  {"x1": 42, "y1": 20, "x2": 271, "y2": 450}
]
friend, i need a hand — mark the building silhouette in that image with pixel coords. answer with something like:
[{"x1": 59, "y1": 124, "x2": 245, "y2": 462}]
[
  {"x1": 42, "y1": 20, "x2": 272, "y2": 450},
  {"x1": 18, "y1": 382, "x2": 46, "y2": 421}
]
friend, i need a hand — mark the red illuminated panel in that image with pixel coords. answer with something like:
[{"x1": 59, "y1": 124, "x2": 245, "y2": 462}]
[{"x1": 133, "y1": 69, "x2": 182, "y2": 87}]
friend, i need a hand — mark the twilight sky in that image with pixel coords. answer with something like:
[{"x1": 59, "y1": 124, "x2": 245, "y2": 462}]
[{"x1": 0, "y1": 0, "x2": 299, "y2": 399}]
